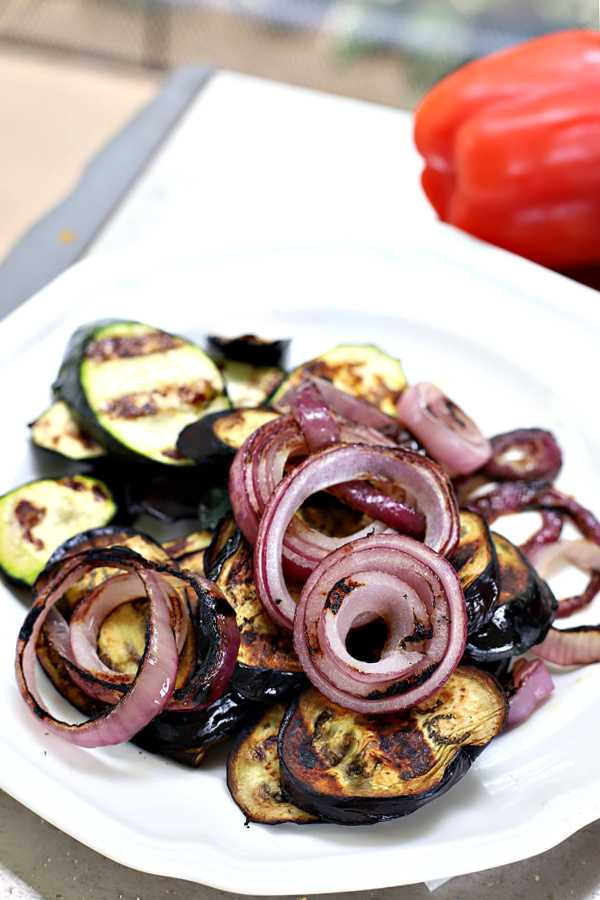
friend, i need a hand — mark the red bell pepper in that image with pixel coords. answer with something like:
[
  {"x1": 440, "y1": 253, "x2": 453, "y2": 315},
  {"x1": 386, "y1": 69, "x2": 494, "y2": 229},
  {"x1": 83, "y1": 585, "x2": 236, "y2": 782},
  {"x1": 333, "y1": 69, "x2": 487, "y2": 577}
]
[{"x1": 413, "y1": 29, "x2": 600, "y2": 271}]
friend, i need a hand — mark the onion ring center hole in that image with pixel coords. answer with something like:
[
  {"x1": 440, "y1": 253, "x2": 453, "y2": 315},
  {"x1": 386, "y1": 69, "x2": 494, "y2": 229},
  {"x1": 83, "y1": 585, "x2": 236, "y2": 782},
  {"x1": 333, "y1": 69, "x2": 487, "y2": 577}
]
[
  {"x1": 345, "y1": 616, "x2": 388, "y2": 663},
  {"x1": 299, "y1": 495, "x2": 373, "y2": 537},
  {"x1": 323, "y1": 572, "x2": 430, "y2": 670}
]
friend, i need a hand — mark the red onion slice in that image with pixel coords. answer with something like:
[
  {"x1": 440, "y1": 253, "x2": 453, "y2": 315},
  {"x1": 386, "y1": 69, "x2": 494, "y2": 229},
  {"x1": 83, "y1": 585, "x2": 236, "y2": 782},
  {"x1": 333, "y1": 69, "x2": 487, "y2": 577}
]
[
  {"x1": 465, "y1": 482, "x2": 600, "y2": 547},
  {"x1": 307, "y1": 375, "x2": 404, "y2": 436},
  {"x1": 483, "y1": 428, "x2": 562, "y2": 484},
  {"x1": 69, "y1": 572, "x2": 187, "y2": 676},
  {"x1": 229, "y1": 412, "x2": 425, "y2": 581},
  {"x1": 397, "y1": 382, "x2": 492, "y2": 475},
  {"x1": 254, "y1": 442, "x2": 460, "y2": 630},
  {"x1": 532, "y1": 625, "x2": 600, "y2": 666},
  {"x1": 526, "y1": 538, "x2": 600, "y2": 617},
  {"x1": 293, "y1": 533, "x2": 468, "y2": 713},
  {"x1": 291, "y1": 379, "x2": 340, "y2": 450},
  {"x1": 168, "y1": 570, "x2": 240, "y2": 711},
  {"x1": 15, "y1": 551, "x2": 179, "y2": 747},
  {"x1": 507, "y1": 658, "x2": 554, "y2": 726},
  {"x1": 520, "y1": 510, "x2": 564, "y2": 558},
  {"x1": 291, "y1": 379, "x2": 426, "y2": 539}
]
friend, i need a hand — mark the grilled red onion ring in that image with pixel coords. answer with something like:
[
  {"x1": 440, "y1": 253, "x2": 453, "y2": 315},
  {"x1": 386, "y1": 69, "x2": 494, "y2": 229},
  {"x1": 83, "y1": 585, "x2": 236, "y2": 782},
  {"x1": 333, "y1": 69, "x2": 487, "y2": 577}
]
[
  {"x1": 292, "y1": 379, "x2": 339, "y2": 450},
  {"x1": 464, "y1": 483, "x2": 600, "y2": 545},
  {"x1": 170, "y1": 569, "x2": 240, "y2": 711},
  {"x1": 16, "y1": 548, "x2": 239, "y2": 746},
  {"x1": 292, "y1": 379, "x2": 426, "y2": 539},
  {"x1": 65, "y1": 570, "x2": 189, "y2": 703},
  {"x1": 229, "y1": 413, "x2": 425, "y2": 580},
  {"x1": 396, "y1": 381, "x2": 492, "y2": 475},
  {"x1": 507, "y1": 658, "x2": 554, "y2": 726},
  {"x1": 520, "y1": 510, "x2": 564, "y2": 558},
  {"x1": 526, "y1": 539, "x2": 600, "y2": 618},
  {"x1": 533, "y1": 625, "x2": 600, "y2": 666},
  {"x1": 483, "y1": 428, "x2": 562, "y2": 484},
  {"x1": 525, "y1": 537, "x2": 600, "y2": 666},
  {"x1": 306, "y1": 375, "x2": 411, "y2": 442},
  {"x1": 16, "y1": 548, "x2": 180, "y2": 747},
  {"x1": 253, "y1": 442, "x2": 460, "y2": 630},
  {"x1": 293, "y1": 533, "x2": 468, "y2": 714},
  {"x1": 465, "y1": 483, "x2": 600, "y2": 619}
]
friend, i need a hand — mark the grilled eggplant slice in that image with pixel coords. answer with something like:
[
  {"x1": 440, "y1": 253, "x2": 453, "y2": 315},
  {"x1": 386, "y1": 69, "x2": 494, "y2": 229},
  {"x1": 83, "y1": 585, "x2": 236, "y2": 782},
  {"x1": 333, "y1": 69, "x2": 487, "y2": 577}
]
[
  {"x1": 163, "y1": 529, "x2": 213, "y2": 561},
  {"x1": 53, "y1": 319, "x2": 230, "y2": 465},
  {"x1": 35, "y1": 524, "x2": 172, "y2": 607},
  {"x1": 207, "y1": 527, "x2": 305, "y2": 702},
  {"x1": 177, "y1": 408, "x2": 280, "y2": 466},
  {"x1": 465, "y1": 532, "x2": 557, "y2": 662},
  {"x1": 450, "y1": 510, "x2": 500, "y2": 635},
  {"x1": 227, "y1": 702, "x2": 319, "y2": 824},
  {"x1": 29, "y1": 400, "x2": 107, "y2": 461},
  {"x1": 278, "y1": 668, "x2": 508, "y2": 825},
  {"x1": 0, "y1": 475, "x2": 117, "y2": 587},
  {"x1": 119, "y1": 462, "x2": 217, "y2": 522},
  {"x1": 207, "y1": 334, "x2": 290, "y2": 368},
  {"x1": 269, "y1": 344, "x2": 407, "y2": 417},
  {"x1": 203, "y1": 512, "x2": 241, "y2": 576},
  {"x1": 133, "y1": 688, "x2": 260, "y2": 766},
  {"x1": 164, "y1": 530, "x2": 213, "y2": 580},
  {"x1": 34, "y1": 526, "x2": 198, "y2": 703}
]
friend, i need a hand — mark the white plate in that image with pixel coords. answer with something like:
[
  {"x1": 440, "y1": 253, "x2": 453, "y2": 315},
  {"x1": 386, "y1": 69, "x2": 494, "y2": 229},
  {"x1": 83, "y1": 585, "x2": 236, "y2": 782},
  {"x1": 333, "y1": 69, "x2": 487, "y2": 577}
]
[{"x1": 1, "y1": 228, "x2": 600, "y2": 895}]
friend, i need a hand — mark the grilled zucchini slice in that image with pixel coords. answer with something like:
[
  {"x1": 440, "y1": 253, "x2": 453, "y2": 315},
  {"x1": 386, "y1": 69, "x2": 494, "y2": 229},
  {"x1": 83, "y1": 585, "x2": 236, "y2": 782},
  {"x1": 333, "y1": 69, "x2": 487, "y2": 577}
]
[
  {"x1": 269, "y1": 344, "x2": 407, "y2": 417},
  {"x1": 0, "y1": 475, "x2": 117, "y2": 587},
  {"x1": 53, "y1": 319, "x2": 230, "y2": 465},
  {"x1": 29, "y1": 400, "x2": 106, "y2": 461}
]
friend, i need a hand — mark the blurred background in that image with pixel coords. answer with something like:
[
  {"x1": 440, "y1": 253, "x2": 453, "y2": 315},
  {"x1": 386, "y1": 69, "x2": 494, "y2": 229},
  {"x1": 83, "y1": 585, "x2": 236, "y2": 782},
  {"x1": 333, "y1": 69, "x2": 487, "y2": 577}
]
[
  {"x1": 3, "y1": 0, "x2": 599, "y2": 106},
  {"x1": 0, "y1": 0, "x2": 598, "y2": 263}
]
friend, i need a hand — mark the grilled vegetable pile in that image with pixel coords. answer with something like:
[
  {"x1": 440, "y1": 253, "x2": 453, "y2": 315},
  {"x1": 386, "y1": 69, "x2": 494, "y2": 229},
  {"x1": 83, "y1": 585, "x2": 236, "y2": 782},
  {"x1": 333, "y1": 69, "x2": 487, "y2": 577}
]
[{"x1": 5, "y1": 317, "x2": 600, "y2": 826}]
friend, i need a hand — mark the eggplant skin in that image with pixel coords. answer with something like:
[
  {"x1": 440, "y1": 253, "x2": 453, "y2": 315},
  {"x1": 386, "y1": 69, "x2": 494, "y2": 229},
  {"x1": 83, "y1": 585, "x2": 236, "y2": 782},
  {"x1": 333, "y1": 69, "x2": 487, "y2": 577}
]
[
  {"x1": 278, "y1": 667, "x2": 508, "y2": 825},
  {"x1": 207, "y1": 526, "x2": 306, "y2": 703},
  {"x1": 207, "y1": 334, "x2": 291, "y2": 368},
  {"x1": 450, "y1": 510, "x2": 500, "y2": 635},
  {"x1": 465, "y1": 532, "x2": 558, "y2": 662},
  {"x1": 133, "y1": 688, "x2": 260, "y2": 766},
  {"x1": 177, "y1": 408, "x2": 280, "y2": 465}
]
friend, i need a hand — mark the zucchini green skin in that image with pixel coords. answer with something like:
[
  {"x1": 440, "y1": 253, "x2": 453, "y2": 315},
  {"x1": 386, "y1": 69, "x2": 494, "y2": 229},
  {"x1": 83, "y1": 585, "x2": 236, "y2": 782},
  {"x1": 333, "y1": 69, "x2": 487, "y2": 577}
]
[
  {"x1": 53, "y1": 319, "x2": 230, "y2": 466},
  {"x1": 268, "y1": 344, "x2": 407, "y2": 417},
  {"x1": 0, "y1": 475, "x2": 117, "y2": 587}
]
